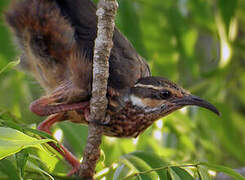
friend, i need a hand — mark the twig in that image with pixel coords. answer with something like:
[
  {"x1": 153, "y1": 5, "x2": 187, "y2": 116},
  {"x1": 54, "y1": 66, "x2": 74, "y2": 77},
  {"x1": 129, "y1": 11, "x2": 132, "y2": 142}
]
[{"x1": 78, "y1": 0, "x2": 118, "y2": 179}]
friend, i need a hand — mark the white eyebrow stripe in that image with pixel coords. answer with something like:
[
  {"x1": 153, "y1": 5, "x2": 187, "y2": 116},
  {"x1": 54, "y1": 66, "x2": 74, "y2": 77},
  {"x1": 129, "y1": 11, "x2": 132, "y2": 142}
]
[
  {"x1": 130, "y1": 95, "x2": 146, "y2": 108},
  {"x1": 134, "y1": 84, "x2": 162, "y2": 90},
  {"x1": 130, "y1": 95, "x2": 163, "y2": 113}
]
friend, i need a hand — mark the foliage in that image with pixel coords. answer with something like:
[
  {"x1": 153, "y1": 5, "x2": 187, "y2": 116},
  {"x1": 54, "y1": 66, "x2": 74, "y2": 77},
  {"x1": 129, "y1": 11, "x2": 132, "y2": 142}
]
[{"x1": 0, "y1": 0, "x2": 245, "y2": 179}]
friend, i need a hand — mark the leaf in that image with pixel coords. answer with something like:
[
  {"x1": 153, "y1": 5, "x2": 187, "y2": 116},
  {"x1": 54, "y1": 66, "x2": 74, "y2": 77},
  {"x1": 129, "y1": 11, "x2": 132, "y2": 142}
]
[
  {"x1": 0, "y1": 127, "x2": 55, "y2": 160},
  {"x1": 0, "y1": 59, "x2": 20, "y2": 75},
  {"x1": 0, "y1": 158, "x2": 19, "y2": 180},
  {"x1": 129, "y1": 151, "x2": 168, "y2": 179},
  {"x1": 0, "y1": 119, "x2": 54, "y2": 140},
  {"x1": 0, "y1": 119, "x2": 23, "y2": 132},
  {"x1": 168, "y1": 167, "x2": 194, "y2": 180},
  {"x1": 16, "y1": 149, "x2": 29, "y2": 179},
  {"x1": 201, "y1": 162, "x2": 245, "y2": 180},
  {"x1": 26, "y1": 161, "x2": 54, "y2": 180},
  {"x1": 113, "y1": 164, "x2": 130, "y2": 180},
  {"x1": 121, "y1": 154, "x2": 159, "y2": 180},
  {"x1": 57, "y1": 122, "x2": 88, "y2": 157},
  {"x1": 168, "y1": 168, "x2": 181, "y2": 180},
  {"x1": 197, "y1": 165, "x2": 211, "y2": 180}
]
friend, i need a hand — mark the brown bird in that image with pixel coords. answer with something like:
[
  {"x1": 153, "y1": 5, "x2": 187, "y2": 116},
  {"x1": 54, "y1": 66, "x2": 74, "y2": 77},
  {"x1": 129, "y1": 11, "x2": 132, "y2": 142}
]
[{"x1": 5, "y1": 0, "x2": 220, "y2": 175}]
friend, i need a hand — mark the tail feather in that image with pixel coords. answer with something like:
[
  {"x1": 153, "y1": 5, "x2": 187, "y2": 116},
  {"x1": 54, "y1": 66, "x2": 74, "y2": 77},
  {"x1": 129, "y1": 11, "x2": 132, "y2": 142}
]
[
  {"x1": 5, "y1": 0, "x2": 75, "y2": 63},
  {"x1": 5, "y1": 0, "x2": 76, "y2": 92}
]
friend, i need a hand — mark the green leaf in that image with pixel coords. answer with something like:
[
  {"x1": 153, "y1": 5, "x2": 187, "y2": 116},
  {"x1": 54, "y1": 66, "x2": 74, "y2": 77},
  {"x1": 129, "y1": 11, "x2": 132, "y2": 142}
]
[
  {"x1": 0, "y1": 119, "x2": 23, "y2": 132},
  {"x1": 129, "y1": 151, "x2": 168, "y2": 179},
  {"x1": 58, "y1": 122, "x2": 88, "y2": 157},
  {"x1": 201, "y1": 162, "x2": 245, "y2": 180},
  {"x1": 0, "y1": 158, "x2": 19, "y2": 180},
  {"x1": 26, "y1": 161, "x2": 54, "y2": 180},
  {"x1": 197, "y1": 165, "x2": 211, "y2": 180},
  {"x1": 121, "y1": 154, "x2": 159, "y2": 180},
  {"x1": 16, "y1": 149, "x2": 29, "y2": 179},
  {"x1": 0, "y1": 119, "x2": 54, "y2": 140},
  {"x1": 0, "y1": 127, "x2": 55, "y2": 160},
  {"x1": 0, "y1": 59, "x2": 20, "y2": 75},
  {"x1": 113, "y1": 164, "x2": 131, "y2": 180},
  {"x1": 168, "y1": 167, "x2": 194, "y2": 180},
  {"x1": 168, "y1": 168, "x2": 181, "y2": 180}
]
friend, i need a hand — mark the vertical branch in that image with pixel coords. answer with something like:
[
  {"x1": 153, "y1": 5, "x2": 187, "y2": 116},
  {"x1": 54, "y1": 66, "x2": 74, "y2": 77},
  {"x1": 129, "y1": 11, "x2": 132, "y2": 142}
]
[{"x1": 78, "y1": 0, "x2": 118, "y2": 179}]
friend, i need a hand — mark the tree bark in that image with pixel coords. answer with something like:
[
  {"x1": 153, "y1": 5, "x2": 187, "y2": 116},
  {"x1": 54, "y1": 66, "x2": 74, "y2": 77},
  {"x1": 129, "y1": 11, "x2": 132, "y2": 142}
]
[{"x1": 78, "y1": 0, "x2": 118, "y2": 179}]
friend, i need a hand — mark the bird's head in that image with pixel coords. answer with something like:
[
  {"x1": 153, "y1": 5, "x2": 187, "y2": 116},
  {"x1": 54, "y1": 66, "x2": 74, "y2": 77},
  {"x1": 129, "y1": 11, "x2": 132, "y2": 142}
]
[{"x1": 129, "y1": 77, "x2": 220, "y2": 117}]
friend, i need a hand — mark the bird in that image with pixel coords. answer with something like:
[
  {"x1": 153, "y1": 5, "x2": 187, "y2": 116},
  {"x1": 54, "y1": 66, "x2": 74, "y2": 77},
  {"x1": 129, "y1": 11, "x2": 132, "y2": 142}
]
[{"x1": 5, "y1": 0, "x2": 220, "y2": 176}]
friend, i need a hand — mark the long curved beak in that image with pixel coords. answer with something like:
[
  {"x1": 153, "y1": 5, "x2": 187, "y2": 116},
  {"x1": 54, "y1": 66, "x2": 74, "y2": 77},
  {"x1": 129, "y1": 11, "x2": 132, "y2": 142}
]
[{"x1": 173, "y1": 95, "x2": 220, "y2": 116}]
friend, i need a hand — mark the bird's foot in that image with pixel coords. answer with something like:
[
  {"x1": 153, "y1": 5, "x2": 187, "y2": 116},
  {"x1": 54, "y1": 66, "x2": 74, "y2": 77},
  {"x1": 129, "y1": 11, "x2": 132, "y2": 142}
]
[
  {"x1": 89, "y1": 115, "x2": 111, "y2": 126},
  {"x1": 84, "y1": 107, "x2": 110, "y2": 126}
]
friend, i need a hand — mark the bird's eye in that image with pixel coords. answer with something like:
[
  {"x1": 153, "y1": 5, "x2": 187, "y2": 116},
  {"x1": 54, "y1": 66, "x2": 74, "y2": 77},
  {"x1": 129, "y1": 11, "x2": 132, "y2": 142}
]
[{"x1": 159, "y1": 90, "x2": 171, "y2": 99}]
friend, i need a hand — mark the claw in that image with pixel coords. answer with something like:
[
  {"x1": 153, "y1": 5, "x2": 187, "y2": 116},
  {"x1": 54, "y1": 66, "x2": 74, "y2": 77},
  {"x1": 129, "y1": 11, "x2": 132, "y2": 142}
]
[{"x1": 90, "y1": 115, "x2": 110, "y2": 126}]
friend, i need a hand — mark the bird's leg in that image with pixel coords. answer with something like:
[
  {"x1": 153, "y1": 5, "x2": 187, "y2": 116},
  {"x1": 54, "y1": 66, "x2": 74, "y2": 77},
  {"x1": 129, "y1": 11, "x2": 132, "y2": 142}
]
[
  {"x1": 30, "y1": 94, "x2": 90, "y2": 117},
  {"x1": 38, "y1": 113, "x2": 81, "y2": 176}
]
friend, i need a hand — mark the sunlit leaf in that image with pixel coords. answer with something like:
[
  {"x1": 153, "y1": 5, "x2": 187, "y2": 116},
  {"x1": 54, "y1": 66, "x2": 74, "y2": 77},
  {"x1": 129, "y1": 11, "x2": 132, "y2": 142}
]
[
  {"x1": 168, "y1": 167, "x2": 194, "y2": 180},
  {"x1": 113, "y1": 164, "x2": 130, "y2": 180},
  {"x1": 197, "y1": 165, "x2": 211, "y2": 180},
  {"x1": 26, "y1": 161, "x2": 54, "y2": 180},
  {"x1": 0, "y1": 127, "x2": 55, "y2": 160},
  {"x1": 0, "y1": 119, "x2": 54, "y2": 140}
]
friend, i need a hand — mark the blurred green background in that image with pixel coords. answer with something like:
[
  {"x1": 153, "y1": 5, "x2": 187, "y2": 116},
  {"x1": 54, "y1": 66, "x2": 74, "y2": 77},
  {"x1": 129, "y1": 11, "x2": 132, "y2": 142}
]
[{"x1": 0, "y1": 0, "x2": 245, "y2": 179}]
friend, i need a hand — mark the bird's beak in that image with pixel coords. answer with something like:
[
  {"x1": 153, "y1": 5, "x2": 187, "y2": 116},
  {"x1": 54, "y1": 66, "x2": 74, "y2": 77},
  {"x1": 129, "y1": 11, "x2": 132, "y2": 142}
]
[{"x1": 173, "y1": 95, "x2": 220, "y2": 116}]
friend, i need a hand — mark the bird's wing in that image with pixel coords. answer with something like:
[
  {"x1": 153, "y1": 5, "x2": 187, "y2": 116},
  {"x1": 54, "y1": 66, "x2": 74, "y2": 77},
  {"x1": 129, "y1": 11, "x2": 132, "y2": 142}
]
[
  {"x1": 5, "y1": 0, "x2": 151, "y2": 109},
  {"x1": 55, "y1": 0, "x2": 151, "y2": 91}
]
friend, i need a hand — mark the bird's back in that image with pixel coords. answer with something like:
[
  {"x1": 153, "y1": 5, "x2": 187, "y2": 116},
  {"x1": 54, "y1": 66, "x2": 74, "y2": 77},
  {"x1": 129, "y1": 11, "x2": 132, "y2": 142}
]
[
  {"x1": 55, "y1": 0, "x2": 151, "y2": 89},
  {"x1": 5, "y1": 0, "x2": 151, "y2": 100}
]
